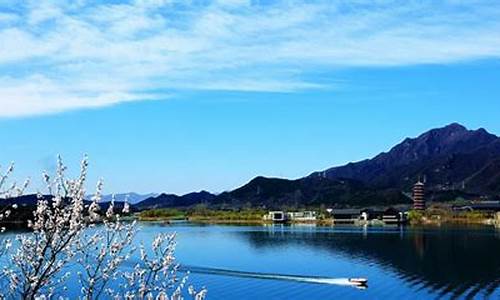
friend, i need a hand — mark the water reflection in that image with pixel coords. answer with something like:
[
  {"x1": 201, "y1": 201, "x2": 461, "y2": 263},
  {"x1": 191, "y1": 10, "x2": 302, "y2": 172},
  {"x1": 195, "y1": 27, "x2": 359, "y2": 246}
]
[
  {"x1": 2, "y1": 223, "x2": 499, "y2": 299},
  {"x1": 238, "y1": 225, "x2": 500, "y2": 298}
]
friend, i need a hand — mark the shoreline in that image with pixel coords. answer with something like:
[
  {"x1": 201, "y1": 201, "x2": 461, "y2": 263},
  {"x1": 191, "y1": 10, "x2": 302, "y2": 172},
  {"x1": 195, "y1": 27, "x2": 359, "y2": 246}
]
[
  {"x1": 136, "y1": 209, "x2": 500, "y2": 228},
  {"x1": 136, "y1": 217, "x2": 500, "y2": 228}
]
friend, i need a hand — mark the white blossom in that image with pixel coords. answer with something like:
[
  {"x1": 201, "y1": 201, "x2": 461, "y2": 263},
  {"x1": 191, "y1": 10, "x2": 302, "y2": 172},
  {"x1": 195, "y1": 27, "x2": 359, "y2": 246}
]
[{"x1": 0, "y1": 157, "x2": 206, "y2": 299}]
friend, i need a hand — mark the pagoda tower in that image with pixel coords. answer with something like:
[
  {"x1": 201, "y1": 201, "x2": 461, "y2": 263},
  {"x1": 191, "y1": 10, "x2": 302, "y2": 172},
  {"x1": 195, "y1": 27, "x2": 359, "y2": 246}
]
[{"x1": 413, "y1": 181, "x2": 426, "y2": 210}]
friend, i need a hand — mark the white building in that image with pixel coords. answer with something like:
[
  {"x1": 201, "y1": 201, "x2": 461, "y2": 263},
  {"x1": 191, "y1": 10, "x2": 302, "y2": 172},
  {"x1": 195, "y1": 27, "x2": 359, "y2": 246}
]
[
  {"x1": 263, "y1": 211, "x2": 287, "y2": 222},
  {"x1": 287, "y1": 211, "x2": 317, "y2": 221}
]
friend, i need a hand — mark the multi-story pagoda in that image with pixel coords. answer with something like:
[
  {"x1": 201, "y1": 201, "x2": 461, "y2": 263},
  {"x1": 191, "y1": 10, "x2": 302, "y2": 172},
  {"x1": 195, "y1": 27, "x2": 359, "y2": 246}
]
[{"x1": 413, "y1": 181, "x2": 426, "y2": 210}]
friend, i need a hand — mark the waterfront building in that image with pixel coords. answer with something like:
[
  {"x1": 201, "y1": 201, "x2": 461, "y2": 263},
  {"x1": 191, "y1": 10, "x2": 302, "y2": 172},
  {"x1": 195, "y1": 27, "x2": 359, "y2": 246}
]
[
  {"x1": 382, "y1": 207, "x2": 408, "y2": 225},
  {"x1": 329, "y1": 207, "x2": 408, "y2": 225},
  {"x1": 264, "y1": 211, "x2": 287, "y2": 223},
  {"x1": 287, "y1": 211, "x2": 317, "y2": 221},
  {"x1": 331, "y1": 209, "x2": 361, "y2": 224},
  {"x1": 361, "y1": 208, "x2": 385, "y2": 221},
  {"x1": 413, "y1": 181, "x2": 426, "y2": 210},
  {"x1": 452, "y1": 201, "x2": 500, "y2": 212}
]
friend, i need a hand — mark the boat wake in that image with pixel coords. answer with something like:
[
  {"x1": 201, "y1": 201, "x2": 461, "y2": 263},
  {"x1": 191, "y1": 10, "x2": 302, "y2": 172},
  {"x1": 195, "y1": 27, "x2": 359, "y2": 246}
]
[{"x1": 180, "y1": 265, "x2": 367, "y2": 289}]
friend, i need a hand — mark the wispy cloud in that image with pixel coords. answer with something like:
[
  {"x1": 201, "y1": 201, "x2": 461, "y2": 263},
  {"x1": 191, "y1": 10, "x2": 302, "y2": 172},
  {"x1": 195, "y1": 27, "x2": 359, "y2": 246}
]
[{"x1": 1, "y1": 0, "x2": 500, "y2": 117}]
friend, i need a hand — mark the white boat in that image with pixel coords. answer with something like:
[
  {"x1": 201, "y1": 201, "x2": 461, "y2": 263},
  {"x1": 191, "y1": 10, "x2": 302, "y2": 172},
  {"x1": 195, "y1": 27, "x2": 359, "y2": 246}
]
[{"x1": 349, "y1": 278, "x2": 368, "y2": 285}]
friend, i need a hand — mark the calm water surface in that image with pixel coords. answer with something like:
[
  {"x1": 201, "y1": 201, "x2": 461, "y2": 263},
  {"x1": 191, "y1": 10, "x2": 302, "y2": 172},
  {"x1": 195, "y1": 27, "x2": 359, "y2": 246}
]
[
  {"x1": 139, "y1": 223, "x2": 500, "y2": 300},
  {"x1": 2, "y1": 223, "x2": 499, "y2": 299}
]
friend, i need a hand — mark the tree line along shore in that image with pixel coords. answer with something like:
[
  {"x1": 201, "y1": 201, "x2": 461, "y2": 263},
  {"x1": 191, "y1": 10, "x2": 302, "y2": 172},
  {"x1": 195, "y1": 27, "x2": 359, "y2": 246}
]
[
  {"x1": 136, "y1": 204, "x2": 500, "y2": 227},
  {"x1": 1, "y1": 201, "x2": 498, "y2": 227}
]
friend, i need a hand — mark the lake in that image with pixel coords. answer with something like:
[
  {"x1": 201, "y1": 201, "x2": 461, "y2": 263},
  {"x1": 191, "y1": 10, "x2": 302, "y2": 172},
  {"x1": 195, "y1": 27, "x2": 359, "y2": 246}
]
[
  {"x1": 2, "y1": 223, "x2": 499, "y2": 299},
  {"x1": 140, "y1": 223, "x2": 500, "y2": 300}
]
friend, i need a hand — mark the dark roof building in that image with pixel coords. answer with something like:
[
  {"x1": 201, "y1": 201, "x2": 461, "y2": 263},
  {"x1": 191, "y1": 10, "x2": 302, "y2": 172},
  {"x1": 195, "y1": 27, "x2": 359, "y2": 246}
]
[
  {"x1": 452, "y1": 201, "x2": 500, "y2": 212},
  {"x1": 382, "y1": 207, "x2": 408, "y2": 225},
  {"x1": 331, "y1": 209, "x2": 361, "y2": 224}
]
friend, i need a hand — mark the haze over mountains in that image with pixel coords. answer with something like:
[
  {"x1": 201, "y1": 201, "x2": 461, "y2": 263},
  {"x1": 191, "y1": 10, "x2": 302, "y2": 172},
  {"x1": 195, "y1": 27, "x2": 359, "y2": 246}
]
[
  {"x1": 4, "y1": 123, "x2": 500, "y2": 210},
  {"x1": 96, "y1": 193, "x2": 158, "y2": 204}
]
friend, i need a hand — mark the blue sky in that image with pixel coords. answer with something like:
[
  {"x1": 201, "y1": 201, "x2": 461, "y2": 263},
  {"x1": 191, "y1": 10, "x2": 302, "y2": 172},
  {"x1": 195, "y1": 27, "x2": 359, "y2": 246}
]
[{"x1": 1, "y1": 1, "x2": 500, "y2": 194}]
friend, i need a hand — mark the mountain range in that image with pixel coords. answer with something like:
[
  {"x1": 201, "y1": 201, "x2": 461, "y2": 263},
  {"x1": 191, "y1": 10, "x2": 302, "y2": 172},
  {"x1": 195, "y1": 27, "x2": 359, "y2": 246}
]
[
  {"x1": 93, "y1": 193, "x2": 158, "y2": 204},
  {"x1": 3, "y1": 123, "x2": 500, "y2": 210},
  {"x1": 311, "y1": 123, "x2": 500, "y2": 195},
  {"x1": 134, "y1": 191, "x2": 216, "y2": 210},
  {"x1": 134, "y1": 123, "x2": 500, "y2": 209}
]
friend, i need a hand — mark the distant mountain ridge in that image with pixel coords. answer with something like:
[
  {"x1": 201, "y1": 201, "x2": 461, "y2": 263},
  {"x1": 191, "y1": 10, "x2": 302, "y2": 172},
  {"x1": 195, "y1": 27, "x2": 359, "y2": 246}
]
[
  {"x1": 4, "y1": 123, "x2": 499, "y2": 211},
  {"x1": 0, "y1": 194, "x2": 132, "y2": 223},
  {"x1": 96, "y1": 193, "x2": 158, "y2": 204},
  {"x1": 125, "y1": 123, "x2": 500, "y2": 209},
  {"x1": 311, "y1": 123, "x2": 500, "y2": 195},
  {"x1": 209, "y1": 176, "x2": 408, "y2": 209},
  {"x1": 134, "y1": 191, "x2": 216, "y2": 210}
]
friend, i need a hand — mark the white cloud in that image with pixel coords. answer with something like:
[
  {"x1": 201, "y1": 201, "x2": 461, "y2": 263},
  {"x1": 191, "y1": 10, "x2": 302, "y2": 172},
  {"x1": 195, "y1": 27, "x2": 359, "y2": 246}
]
[
  {"x1": 0, "y1": 0, "x2": 500, "y2": 117},
  {"x1": 0, "y1": 12, "x2": 19, "y2": 23},
  {"x1": 0, "y1": 75, "x2": 163, "y2": 117}
]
